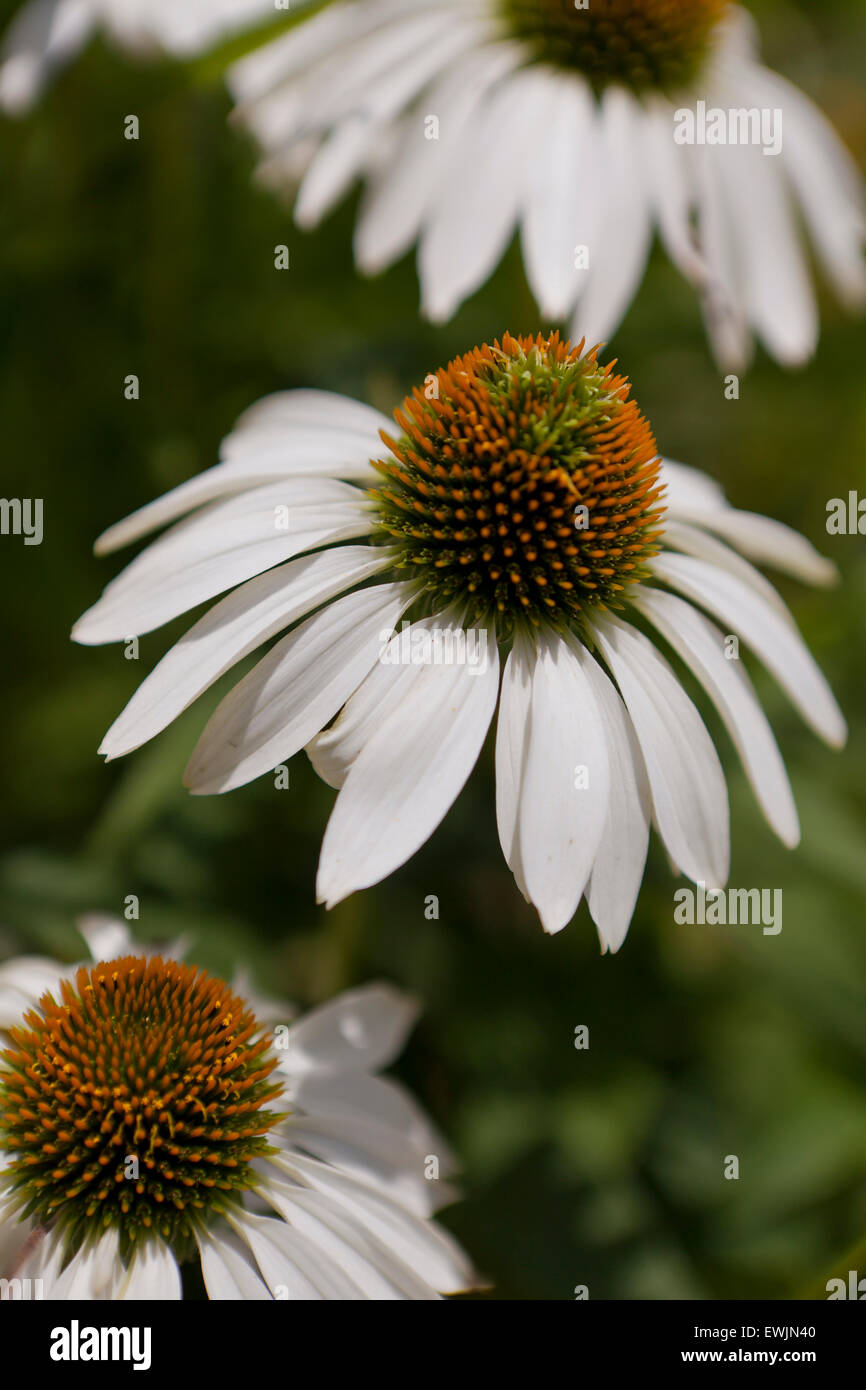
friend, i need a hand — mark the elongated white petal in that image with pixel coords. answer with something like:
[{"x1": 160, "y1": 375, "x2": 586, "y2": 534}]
[
  {"x1": 263, "y1": 1181, "x2": 437, "y2": 1300},
  {"x1": 682, "y1": 509, "x2": 838, "y2": 587},
  {"x1": 516, "y1": 633, "x2": 610, "y2": 935},
  {"x1": 0, "y1": 956, "x2": 64, "y2": 1028},
  {"x1": 75, "y1": 480, "x2": 372, "y2": 642},
  {"x1": 115, "y1": 1241, "x2": 182, "y2": 1300},
  {"x1": 355, "y1": 40, "x2": 522, "y2": 275},
  {"x1": 592, "y1": 613, "x2": 729, "y2": 888},
  {"x1": 282, "y1": 1114, "x2": 441, "y2": 1217},
  {"x1": 662, "y1": 519, "x2": 793, "y2": 620},
  {"x1": 197, "y1": 1224, "x2": 273, "y2": 1301},
  {"x1": 494, "y1": 631, "x2": 534, "y2": 902},
  {"x1": 420, "y1": 67, "x2": 546, "y2": 322},
  {"x1": 229, "y1": 1210, "x2": 361, "y2": 1299},
  {"x1": 577, "y1": 647, "x2": 651, "y2": 954},
  {"x1": 305, "y1": 620, "x2": 432, "y2": 789},
  {"x1": 99, "y1": 545, "x2": 390, "y2": 759},
  {"x1": 274, "y1": 1151, "x2": 475, "y2": 1292},
  {"x1": 571, "y1": 86, "x2": 652, "y2": 345},
  {"x1": 184, "y1": 582, "x2": 412, "y2": 794},
  {"x1": 521, "y1": 72, "x2": 598, "y2": 319},
  {"x1": 317, "y1": 624, "x2": 499, "y2": 906},
  {"x1": 284, "y1": 982, "x2": 419, "y2": 1076},
  {"x1": 633, "y1": 586, "x2": 799, "y2": 847},
  {"x1": 648, "y1": 552, "x2": 846, "y2": 746}
]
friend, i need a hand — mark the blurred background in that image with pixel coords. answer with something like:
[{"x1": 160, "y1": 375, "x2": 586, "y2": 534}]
[{"x1": 1, "y1": 0, "x2": 865, "y2": 1299}]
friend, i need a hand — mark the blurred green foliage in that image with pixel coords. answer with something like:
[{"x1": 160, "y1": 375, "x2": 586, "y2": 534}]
[{"x1": 0, "y1": 0, "x2": 865, "y2": 1299}]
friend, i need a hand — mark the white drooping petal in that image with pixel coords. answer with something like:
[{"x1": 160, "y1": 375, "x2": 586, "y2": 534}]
[
  {"x1": 632, "y1": 586, "x2": 799, "y2": 848},
  {"x1": 592, "y1": 613, "x2": 730, "y2": 889},
  {"x1": 287, "y1": 1071, "x2": 453, "y2": 1177},
  {"x1": 316, "y1": 622, "x2": 500, "y2": 907},
  {"x1": 184, "y1": 581, "x2": 412, "y2": 794},
  {"x1": 575, "y1": 646, "x2": 651, "y2": 954},
  {"x1": 661, "y1": 457, "x2": 728, "y2": 516},
  {"x1": 98, "y1": 545, "x2": 390, "y2": 759},
  {"x1": 282, "y1": 982, "x2": 420, "y2": 1076},
  {"x1": 661, "y1": 459, "x2": 837, "y2": 585},
  {"x1": 294, "y1": 14, "x2": 472, "y2": 229},
  {"x1": 494, "y1": 631, "x2": 534, "y2": 902},
  {"x1": 515, "y1": 632, "x2": 610, "y2": 936},
  {"x1": 0, "y1": 956, "x2": 65, "y2": 1028},
  {"x1": 229, "y1": 1210, "x2": 362, "y2": 1299},
  {"x1": 420, "y1": 66, "x2": 549, "y2": 323},
  {"x1": 691, "y1": 129, "x2": 752, "y2": 371},
  {"x1": 77, "y1": 913, "x2": 134, "y2": 962},
  {"x1": 648, "y1": 552, "x2": 847, "y2": 747},
  {"x1": 662, "y1": 519, "x2": 793, "y2": 620},
  {"x1": 643, "y1": 97, "x2": 707, "y2": 287},
  {"x1": 115, "y1": 1240, "x2": 182, "y2": 1300},
  {"x1": 262, "y1": 1180, "x2": 436, "y2": 1300},
  {"x1": 740, "y1": 62, "x2": 866, "y2": 308},
  {"x1": 94, "y1": 397, "x2": 384, "y2": 558},
  {"x1": 74, "y1": 479, "x2": 372, "y2": 642},
  {"x1": 706, "y1": 131, "x2": 818, "y2": 367},
  {"x1": 521, "y1": 71, "x2": 600, "y2": 320},
  {"x1": 570, "y1": 85, "x2": 653, "y2": 346},
  {"x1": 305, "y1": 621, "x2": 431, "y2": 790},
  {"x1": 282, "y1": 1114, "x2": 440, "y2": 1217},
  {"x1": 0, "y1": 0, "x2": 93, "y2": 116},
  {"x1": 197, "y1": 1224, "x2": 273, "y2": 1301},
  {"x1": 51, "y1": 1227, "x2": 122, "y2": 1299},
  {"x1": 274, "y1": 1151, "x2": 475, "y2": 1292},
  {"x1": 355, "y1": 40, "x2": 523, "y2": 275},
  {"x1": 682, "y1": 509, "x2": 838, "y2": 588}
]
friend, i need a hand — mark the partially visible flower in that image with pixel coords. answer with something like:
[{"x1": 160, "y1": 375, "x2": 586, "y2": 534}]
[
  {"x1": 0, "y1": 918, "x2": 475, "y2": 1299},
  {"x1": 0, "y1": 0, "x2": 276, "y2": 114},
  {"x1": 227, "y1": 0, "x2": 866, "y2": 368},
  {"x1": 73, "y1": 332, "x2": 846, "y2": 949}
]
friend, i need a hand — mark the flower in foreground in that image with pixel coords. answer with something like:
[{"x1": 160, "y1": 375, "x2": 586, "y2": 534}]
[
  {"x1": 227, "y1": 0, "x2": 866, "y2": 369},
  {"x1": 0, "y1": 918, "x2": 475, "y2": 1299},
  {"x1": 0, "y1": 0, "x2": 274, "y2": 114},
  {"x1": 74, "y1": 332, "x2": 845, "y2": 950}
]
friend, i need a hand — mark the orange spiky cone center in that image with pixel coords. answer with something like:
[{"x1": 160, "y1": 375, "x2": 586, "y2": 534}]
[
  {"x1": 370, "y1": 332, "x2": 665, "y2": 633},
  {"x1": 0, "y1": 956, "x2": 284, "y2": 1261}
]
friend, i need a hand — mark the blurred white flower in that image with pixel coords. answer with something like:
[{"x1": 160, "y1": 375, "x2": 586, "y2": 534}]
[
  {"x1": 0, "y1": 0, "x2": 276, "y2": 113},
  {"x1": 227, "y1": 0, "x2": 866, "y2": 368},
  {"x1": 72, "y1": 332, "x2": 845, "y2": 948},
  {"x1": 0, "y1": 917, "x2": 475, "y2": 1299}
]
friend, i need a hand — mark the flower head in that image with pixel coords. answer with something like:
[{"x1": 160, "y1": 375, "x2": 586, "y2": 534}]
[
  {"x1": 0, "y1": 919, "x2": 475, "y2": 1299},
  {"x1": 226, "y1": 0, "x2": 866, "y2": 368},
  {"x1": 73, "y1": 332, "x2": 845, "y2": 949}
]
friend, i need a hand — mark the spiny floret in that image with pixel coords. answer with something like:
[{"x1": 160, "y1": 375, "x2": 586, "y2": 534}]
[
  {"x1": 502, "y1": 0, "x2": 727, "y2": 93},
  {"x1": 0, "y1": 956, "x2": 284, "y2": 1262},
  {"x1": 371, "y1": 332, "x2": 665, "y2": 633}
]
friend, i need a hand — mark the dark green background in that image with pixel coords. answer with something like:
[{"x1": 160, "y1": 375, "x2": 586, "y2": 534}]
[{"x1": 1, "y1": 0, "x2": 865, "y2": 1298}]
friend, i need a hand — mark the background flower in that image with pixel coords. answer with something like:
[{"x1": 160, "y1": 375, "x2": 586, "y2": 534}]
[
  {"x1": 1, "y1": 918, "x2": 476, "y2": 1298},
  {"x1": 0, "y1": 0, "x2": 865, "y2": 1299}
]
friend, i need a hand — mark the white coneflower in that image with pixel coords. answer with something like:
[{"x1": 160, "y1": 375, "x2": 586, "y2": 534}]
[
  {"x1": 227, "y1": 0, "x2": 866, "y2": 368},
  {"x1": 0, "y1": 918, "x2": 475, "y2": 1300},
  {"x1": 0, "y1": 0, "x2": 275, "y2": 114},
  {"x1": 73, "y1": 332, "x2": 845, "y2": 949}
]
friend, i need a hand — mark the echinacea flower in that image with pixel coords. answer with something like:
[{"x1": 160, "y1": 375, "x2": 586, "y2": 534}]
[
  {"x1": 0, "y1": 0, "x2": 275, "y2": 114},
  {"x1": 73, "y1": 332, "x2": 845, "y2": 949},
  {"x1": 0, "y1": 917, "x2": 475, "y2": 1299},
  {"x1": 227, "y1": 0, "x2": 866, "y2": 369}
]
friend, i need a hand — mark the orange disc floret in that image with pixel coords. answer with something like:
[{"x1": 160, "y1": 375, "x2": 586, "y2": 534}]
[
  {"x1": 502, "y1": 0, "x2": 727, "y2": 93},
  {"x1": 0, "y1": 956, "x2": 284, "y2": 1261},
  {"x1": 370, "y1": 332, "x2": 665, "y2": 632}
]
